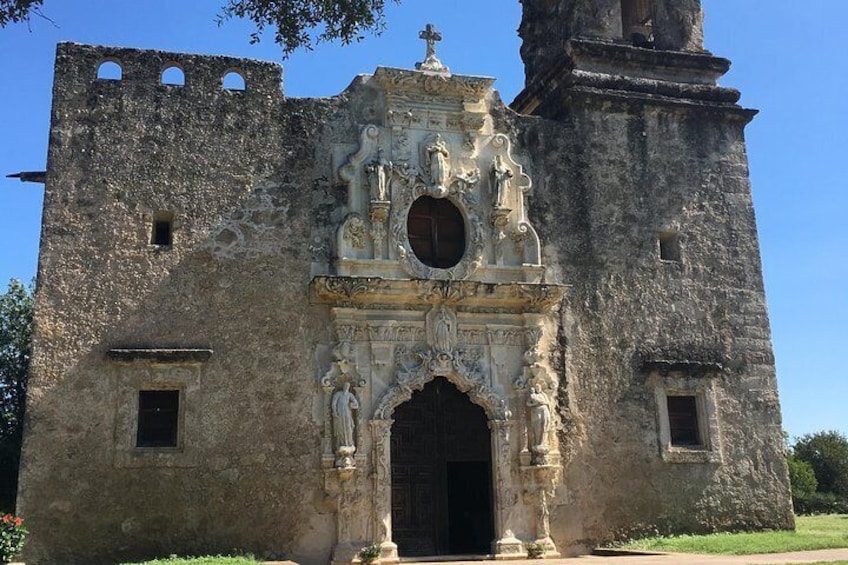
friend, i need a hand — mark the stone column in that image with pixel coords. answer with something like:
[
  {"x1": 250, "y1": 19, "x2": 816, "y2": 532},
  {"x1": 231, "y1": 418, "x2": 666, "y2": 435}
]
[
  {"x1": 370, "y1": 419, "x2": 398, "y2": 563},
  {"x1": 489, "y1": 419, "x2": 524, "y2": 559}
]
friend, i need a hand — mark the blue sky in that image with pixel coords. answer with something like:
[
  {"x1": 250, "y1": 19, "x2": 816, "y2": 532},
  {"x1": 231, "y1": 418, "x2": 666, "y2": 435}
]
[{"x1": 0, "y1": 1, "x2": 845, "y2": 441}]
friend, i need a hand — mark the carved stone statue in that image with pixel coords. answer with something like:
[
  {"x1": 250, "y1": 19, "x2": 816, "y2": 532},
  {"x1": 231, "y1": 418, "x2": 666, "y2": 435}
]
[
  {"x1": 365, "y1": 147, "x2": 392, "y2": 202},
  {"x1": 527, "y1": 385, "x2": 551, "y2": 462},
  {"x1": 491, "y1": 154, "x2": 514, "y2": 209},
  {"x1": 426, "y1": 134, "x2": 450, "y2": 189},
  {"x1": 332, "y1": 382, "x2": 359, "y2": 464},
  {"x1": 434, "y1": 307, "x2": 454, "y2": 354}
]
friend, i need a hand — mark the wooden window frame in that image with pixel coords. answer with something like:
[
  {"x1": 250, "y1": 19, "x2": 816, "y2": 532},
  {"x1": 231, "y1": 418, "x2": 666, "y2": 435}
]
[{"x1": 407, "y1": 196, "x2": 466, "y2": 269}]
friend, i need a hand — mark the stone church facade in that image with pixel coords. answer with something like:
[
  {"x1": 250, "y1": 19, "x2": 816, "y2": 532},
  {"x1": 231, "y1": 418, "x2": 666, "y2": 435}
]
[{"x1": 18, "y1": 1, "x2": 794, "y2": 563}]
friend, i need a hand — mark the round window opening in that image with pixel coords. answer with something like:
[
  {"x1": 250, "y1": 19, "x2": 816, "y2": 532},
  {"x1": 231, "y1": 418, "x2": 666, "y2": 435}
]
[{"x1": 407, "y1": 196, "x2": 466, "y2": 269}]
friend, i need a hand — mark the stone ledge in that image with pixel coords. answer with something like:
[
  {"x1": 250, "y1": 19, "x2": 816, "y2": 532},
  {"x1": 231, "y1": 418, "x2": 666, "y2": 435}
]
[
  {"x1": 639, "y1": 359, "x2": 723, "y2": 375},
  {"x1": 310, "y1": 276, "x2": 568, "y2": 313},
  {"x1": 106, "y1": 348, "x2": 213, "y2": 364}
]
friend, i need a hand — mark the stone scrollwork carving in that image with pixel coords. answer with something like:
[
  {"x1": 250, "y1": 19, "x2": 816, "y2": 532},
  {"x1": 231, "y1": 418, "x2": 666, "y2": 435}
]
[
  {"x1": 510, "y1": 221, "x2": 542, "y2": 266},
  {"x1": 389, "y1": 137, "x2": 487, "y2": 280},
  {"x1": 341, "y1": 213, "x2": 367, "y2": 251},
  {"x1": 373, "y1": 343, "x2": 508, "y2": 421},
  {"x1": 339, "y1": 125, "x2": 380, "y2": 190}
]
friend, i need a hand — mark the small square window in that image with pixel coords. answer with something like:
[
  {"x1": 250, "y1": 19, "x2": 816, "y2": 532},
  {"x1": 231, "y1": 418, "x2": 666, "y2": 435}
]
[
  {"x1": 667, "y1": 395, "x2": 700, "y2": 446},
  {"x1": 136, "y1": 390, "x2": 179, "y2": 447},
  {"x1": 650, "y1": 371, "x2": 722, "y2": 464},
  {"x1": 658, "y1": 231, "x2": 681, "y2": 262},
  {"x1": 151, "y1": 211, "x2": 174, "y2": 246}
]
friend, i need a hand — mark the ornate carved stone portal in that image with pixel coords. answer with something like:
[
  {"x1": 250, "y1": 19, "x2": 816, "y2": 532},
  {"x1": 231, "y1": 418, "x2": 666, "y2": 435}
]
[{"x1": 314, "y1": 30, "x2": 568, "y2": 563}]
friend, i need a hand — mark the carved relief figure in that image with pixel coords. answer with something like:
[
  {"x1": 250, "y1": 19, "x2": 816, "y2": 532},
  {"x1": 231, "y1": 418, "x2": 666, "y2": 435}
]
[
  {"x1": 491, "y1": 154, "x2": 514, "y2": 209},
  {"x1": 434, "y1": 308, "x2": 454, "y2": 354},
  {"x1": 365, "y1": 147, "x2": 393, "y2": 202},
  {"x1": 332, "y1": 382, "x2": 359, "y2": 457},
  {"x1": 527, "y1": 385, "x2": 551, "y2": 460},
  {"x1": 426, "y1": 134, "x2": 450, "y2": 189}
]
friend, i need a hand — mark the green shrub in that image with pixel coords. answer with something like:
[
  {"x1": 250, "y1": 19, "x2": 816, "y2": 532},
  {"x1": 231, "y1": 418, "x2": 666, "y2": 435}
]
[
  {"x1": 792, "y1": 430, "x2": 848, "y2": 498},
  {"x1": 788, "y1": 454, "x2": 818, "y2": 497},
  {"x1": 358, "y1": 544, "x2": 381, "y2": 564},
  {"x1": 792, "y1": 491, "x2": 848, "y2": 515},
  {"x1": 525, "y1": 541, "x2": 545, "y2": 559}
]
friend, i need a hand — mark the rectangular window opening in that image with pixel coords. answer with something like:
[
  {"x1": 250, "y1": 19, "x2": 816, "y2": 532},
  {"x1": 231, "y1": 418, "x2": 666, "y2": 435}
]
[
  {"x1": 152, "y1": 211, "x2": 174, "y2": 246},
  {"x1": 136, "y1": 390, "x2": 180, "y2": 447},
  {"x1": 659, "y1": 231, "x2": 681, "y2": 262},
  {"x1": 621, "y1": 0, "x2": 654, "y2": 46},
  {"x1": 667, "y1": 395, "x2": 701, "y2": 447}
]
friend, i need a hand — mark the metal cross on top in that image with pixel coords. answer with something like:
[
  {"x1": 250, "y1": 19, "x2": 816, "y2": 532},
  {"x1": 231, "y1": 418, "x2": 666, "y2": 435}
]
[{"x1": 415, "y1": 23, "x2": 450, "y2": 74}]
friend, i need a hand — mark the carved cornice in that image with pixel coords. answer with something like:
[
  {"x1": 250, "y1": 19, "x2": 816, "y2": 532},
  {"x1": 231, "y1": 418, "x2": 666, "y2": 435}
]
[
  {"x1": 373, "y1": 67, "x2": 495, "y2": 103},
  {"x1": 310, "y1": 276, "x2": 567, "y2": 313}
]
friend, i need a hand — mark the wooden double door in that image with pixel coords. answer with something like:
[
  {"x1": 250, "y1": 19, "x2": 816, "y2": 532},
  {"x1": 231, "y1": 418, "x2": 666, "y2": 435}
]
[{"x1": 391, "y1": 378, "x2": 494, "y2": 557}]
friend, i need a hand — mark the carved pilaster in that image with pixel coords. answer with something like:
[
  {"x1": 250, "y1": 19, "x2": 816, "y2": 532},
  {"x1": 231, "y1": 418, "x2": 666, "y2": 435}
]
[
  {"x1": 490, "y1": 419, "x2": 524, "y2": 559},
  {"x1": 520, "y1": 464, "x2": 561, "y2": 558},
  {"x1": 491, "y1": 207, "x2": 512, "y2": 266},
  {"x1": 369, "y1": 200, "x2": 391, "y2": 259},
  {"x1": 370, "y1": 419, "x2": 398, "y2": 563},
  {"x1": 326, "y1": 466, "x2": 367, "y2": 565}
]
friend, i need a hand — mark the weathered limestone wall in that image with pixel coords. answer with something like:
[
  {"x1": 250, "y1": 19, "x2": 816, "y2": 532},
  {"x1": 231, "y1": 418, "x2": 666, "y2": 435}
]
[
  {"x1": 501, "y1": 85, "x2": 794, "y2": 543},
  {"x1": 19, "y1": 43, "x2": 347, "y2": 564}
]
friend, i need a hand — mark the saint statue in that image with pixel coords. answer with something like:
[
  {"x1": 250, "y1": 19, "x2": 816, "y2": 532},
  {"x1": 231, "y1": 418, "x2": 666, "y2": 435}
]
[
  {"x1": 332, "y1": 382, "x2": 359, "y2": 450},
  {"x1": 491, "y1": 154, "x2": 514, "y2": 209},
  {"x1": 434, "y1": 307, "x2": 454, "y2": 354},
  {"x1": 364, "y1": 147, "x2": 392, "y2": 202},
  {"x1": 527, "y1": 385, "x2": 551, "y2": 455},
  {"x1": 426, "y1": 134, "x2": 450, "y2": 189}
]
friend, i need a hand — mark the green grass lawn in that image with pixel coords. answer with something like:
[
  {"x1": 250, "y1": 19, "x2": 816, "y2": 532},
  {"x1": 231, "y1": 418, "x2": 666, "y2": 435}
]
[
  {"x1": 120, "y1": 556, "x2": 261, "y2": 565},
  {"x1": 619, "y1": 514, "x2": 848, "y2": 555}
]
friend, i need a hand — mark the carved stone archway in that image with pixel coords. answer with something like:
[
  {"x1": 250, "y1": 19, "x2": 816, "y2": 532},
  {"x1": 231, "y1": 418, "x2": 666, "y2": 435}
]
[{"x1": 370, "y1": 355, "x2": 521, "y2": 561}]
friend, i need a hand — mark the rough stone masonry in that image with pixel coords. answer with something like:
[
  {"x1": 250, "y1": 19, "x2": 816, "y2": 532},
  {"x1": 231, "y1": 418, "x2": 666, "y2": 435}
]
[{"x1": 17, "y1": 1, "x2": 793, "y2": 563}]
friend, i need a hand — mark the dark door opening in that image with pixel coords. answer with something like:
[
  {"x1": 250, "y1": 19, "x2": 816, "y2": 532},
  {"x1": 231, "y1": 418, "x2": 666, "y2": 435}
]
[{"x1": 391, "y1": 378, "x2": 494, "y2": 557}]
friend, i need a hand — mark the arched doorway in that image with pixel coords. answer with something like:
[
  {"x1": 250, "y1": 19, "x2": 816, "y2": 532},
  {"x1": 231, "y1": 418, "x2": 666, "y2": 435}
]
[{"x1": 391, "y1": 378, "x2": 494, "y2": 557}]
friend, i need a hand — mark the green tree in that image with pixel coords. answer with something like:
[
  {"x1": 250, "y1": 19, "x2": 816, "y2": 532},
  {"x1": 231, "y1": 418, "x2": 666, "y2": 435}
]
[
  {"x1": 1, "y1": 0, "x2": 399, "y2": 56},
  {"x1": 792, "y1": 430, "x2": 848, "y2": 498},
  {"x1": 787, "y1": 453, "x2": 818, "y2": 497},
  {"x1": 0, "y1": 279, "x2": 33, "y2": 512}
]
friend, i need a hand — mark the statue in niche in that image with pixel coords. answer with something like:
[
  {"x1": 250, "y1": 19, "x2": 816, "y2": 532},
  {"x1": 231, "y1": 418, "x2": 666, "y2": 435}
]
[
  {"x1": 364, "y1": 147, "x2": 392, "y2": 202},
  {"x1": 332, "y1": 382, "x2": 359, "y2": 467},
  {"x1": 425, "y1": 134, "x2": 450, "y2": 189},
  {"x1": 491, "y1": 154, "x2": 514, "y2": 209},
  {"x1": 527, "y1": 385, "x2": 551, "y2": 464},
  {"x1": 434, "y1": 307, "x2": 454, "y2": 354}
]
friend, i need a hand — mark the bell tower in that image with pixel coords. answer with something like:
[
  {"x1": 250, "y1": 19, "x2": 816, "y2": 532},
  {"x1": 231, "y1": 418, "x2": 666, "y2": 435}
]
[
  {"x1": 516, "y1": 0, "x2": 713, "y2": 112},
  {"x1": 511, "y1": 0, "x2": 794, "y2": 548}
]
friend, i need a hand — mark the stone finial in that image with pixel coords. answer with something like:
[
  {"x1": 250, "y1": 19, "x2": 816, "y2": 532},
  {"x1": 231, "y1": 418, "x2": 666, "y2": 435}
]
[{"x1": 416, "y1": 23, "x2": 450, "y2": 74}]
